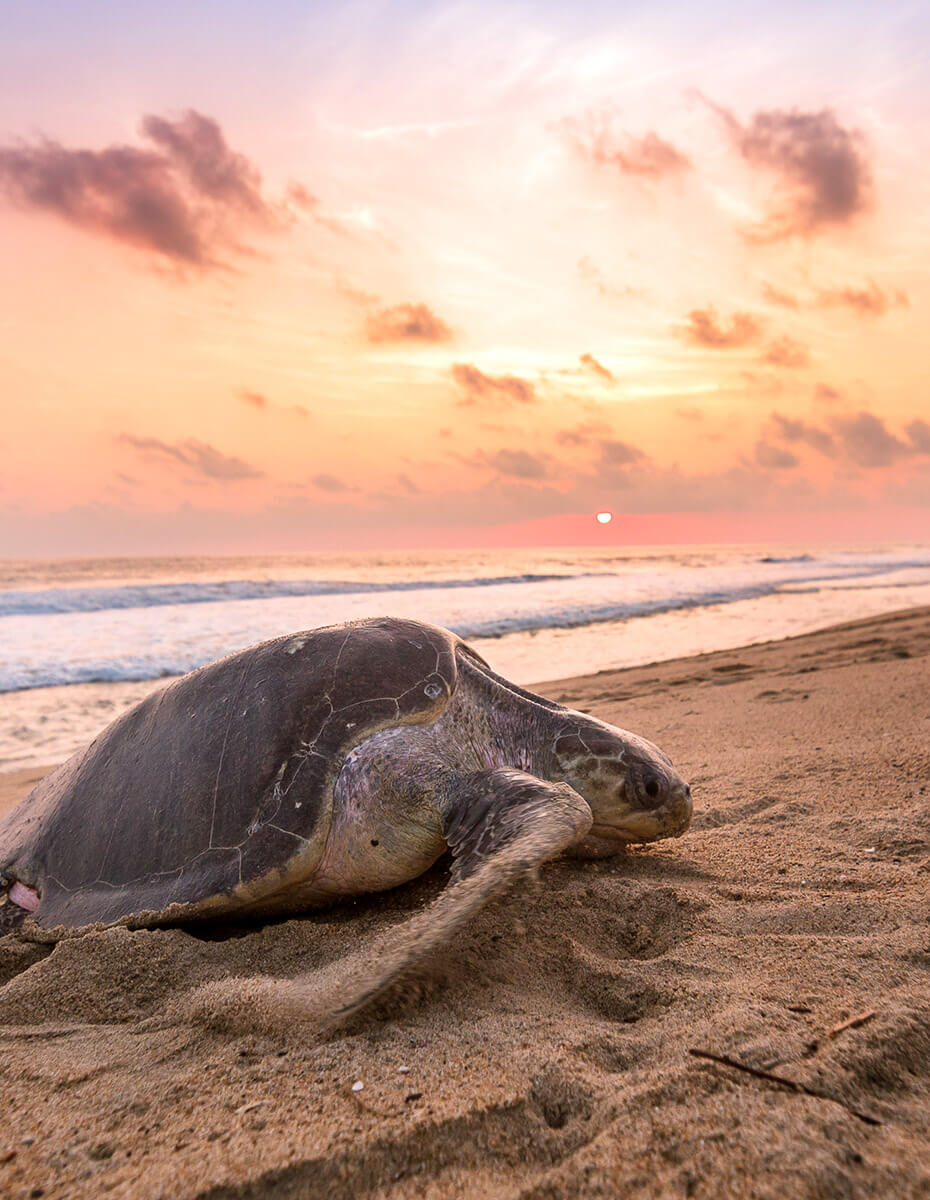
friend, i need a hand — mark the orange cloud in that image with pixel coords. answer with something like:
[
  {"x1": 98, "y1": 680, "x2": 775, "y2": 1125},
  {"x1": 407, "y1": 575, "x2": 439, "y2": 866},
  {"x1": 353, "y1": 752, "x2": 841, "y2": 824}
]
[
  {"x1": 566, "y1": 113, "x2": 691, "y2": 179},
  {"x1": 762, "y1": 336, "x2": 811, "y2": 368},
  {"x1": 816, "y1": 279, "x2": 909, "y2": 316},
  {"x1": 760, "y1": 282, "x2": 801, "y2": 309},
  {"x1": 238, "y1": 388, "x2": 309, "y2": 418},
  {"x1": 679, "y1": 306, "x2": 763, "y2": 348},
  {"x1": 365, "y1": 302, "x2": 453, "y2": 343},
  {"x1": 451, "y1": 363, "x2": 537, "y2": 406},
  {"x1": 579, "y1": 352, "x2": 614, "y2": 383}
]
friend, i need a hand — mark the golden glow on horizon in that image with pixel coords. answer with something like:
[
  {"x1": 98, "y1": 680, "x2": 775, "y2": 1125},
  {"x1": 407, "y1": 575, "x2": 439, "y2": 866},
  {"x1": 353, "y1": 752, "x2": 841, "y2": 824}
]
[{"x1": 0, "y1": 4, "x2": 928, "y2": 554}]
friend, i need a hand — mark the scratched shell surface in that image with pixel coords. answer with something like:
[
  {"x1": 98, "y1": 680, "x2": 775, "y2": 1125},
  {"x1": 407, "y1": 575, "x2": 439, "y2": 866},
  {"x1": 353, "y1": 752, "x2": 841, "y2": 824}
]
[{"x1": 0, "y1": 618, "x2": 459, "y2": 928}]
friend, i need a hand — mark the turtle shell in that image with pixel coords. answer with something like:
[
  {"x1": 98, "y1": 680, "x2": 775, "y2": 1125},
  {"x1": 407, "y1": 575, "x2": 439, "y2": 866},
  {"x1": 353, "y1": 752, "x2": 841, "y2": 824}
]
[{"x1": 0, "y1": 618, "x2": 458, "y2": 930}]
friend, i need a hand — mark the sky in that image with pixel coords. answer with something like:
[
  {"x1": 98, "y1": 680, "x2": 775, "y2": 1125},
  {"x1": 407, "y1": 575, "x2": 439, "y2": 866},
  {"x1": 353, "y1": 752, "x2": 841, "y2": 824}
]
[{"x1": 1, "y1": 0, "x2": 929, "y2": 555}]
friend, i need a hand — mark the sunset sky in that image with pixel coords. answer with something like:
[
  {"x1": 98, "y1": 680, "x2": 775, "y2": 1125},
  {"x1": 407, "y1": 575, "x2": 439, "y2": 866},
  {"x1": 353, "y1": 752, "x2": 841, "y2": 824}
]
[{"x1": 1, "y1": 0, "x2": 928, "y2": 554}]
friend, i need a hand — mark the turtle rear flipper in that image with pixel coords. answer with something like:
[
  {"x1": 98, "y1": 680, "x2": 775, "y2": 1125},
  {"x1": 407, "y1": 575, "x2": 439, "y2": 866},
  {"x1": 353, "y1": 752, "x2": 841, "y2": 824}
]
[{"x1": 181, "y1": 771, "x2": 592, "y2": 1034}]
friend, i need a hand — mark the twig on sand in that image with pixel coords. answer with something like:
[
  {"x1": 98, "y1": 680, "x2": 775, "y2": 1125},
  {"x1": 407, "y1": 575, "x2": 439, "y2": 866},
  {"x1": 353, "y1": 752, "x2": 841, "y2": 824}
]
[
  {"x1": 688, "y1": 1048, "x2": 882, "y2": 1126},
  {"x1": 828, "y1": 1010, "x2": 877, "y2": 1039}
]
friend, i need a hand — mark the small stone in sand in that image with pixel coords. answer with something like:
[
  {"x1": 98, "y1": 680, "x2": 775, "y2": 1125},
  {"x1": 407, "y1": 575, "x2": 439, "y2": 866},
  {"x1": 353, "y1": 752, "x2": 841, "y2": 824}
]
[{"x1": 351, "y1": 1080, "x2": 364, "y2": 1092}]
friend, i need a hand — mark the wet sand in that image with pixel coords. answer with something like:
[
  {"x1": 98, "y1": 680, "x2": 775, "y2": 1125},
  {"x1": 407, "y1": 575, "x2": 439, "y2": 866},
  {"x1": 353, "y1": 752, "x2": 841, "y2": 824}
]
[{"x1": 1, "y1": 606, "x2": 929, "y2": 1198}]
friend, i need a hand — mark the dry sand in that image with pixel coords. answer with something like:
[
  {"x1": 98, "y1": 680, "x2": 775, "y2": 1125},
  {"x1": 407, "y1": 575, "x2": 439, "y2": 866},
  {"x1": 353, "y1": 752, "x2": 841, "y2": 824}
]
[{"x1": 1, "y1": 607, "x2": 929, "y2": 1199}]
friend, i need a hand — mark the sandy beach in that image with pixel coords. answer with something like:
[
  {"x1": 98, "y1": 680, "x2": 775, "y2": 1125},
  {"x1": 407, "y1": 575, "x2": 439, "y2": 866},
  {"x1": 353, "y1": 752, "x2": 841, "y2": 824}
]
[{"x1": 1, "y1": 606, "x2": 929, "y2": 1199}]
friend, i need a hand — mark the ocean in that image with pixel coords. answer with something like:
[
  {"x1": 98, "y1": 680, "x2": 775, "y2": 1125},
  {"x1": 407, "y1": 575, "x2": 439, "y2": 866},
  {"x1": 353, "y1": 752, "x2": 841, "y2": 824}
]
[{"x1": 3, "y1": 542, "x2": 930, "y2": 772}]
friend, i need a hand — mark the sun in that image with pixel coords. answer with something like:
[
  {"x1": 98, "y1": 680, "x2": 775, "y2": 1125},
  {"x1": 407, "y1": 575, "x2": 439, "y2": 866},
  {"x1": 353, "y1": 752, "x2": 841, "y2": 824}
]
[{"x1": 595, "y1": 511, "x2": 613, "y2": 525}]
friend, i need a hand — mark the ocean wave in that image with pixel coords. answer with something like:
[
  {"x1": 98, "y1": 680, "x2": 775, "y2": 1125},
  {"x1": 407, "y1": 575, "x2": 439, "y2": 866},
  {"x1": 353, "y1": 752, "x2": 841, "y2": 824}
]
[
  {"x1": 0, "y1": 581, "x2": 836, "y2": 692},
  {"x1": 0, "y1": 572, "x2": 586, "y2": 618},
  {"x1": 3, "y1": 550, "x2": 930, "y2": 694}
]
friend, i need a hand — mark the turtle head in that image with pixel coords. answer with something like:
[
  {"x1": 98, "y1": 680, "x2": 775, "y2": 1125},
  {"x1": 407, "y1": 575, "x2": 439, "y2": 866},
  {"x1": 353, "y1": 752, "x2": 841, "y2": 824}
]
[{"x1": 553, "y1": 721, "x2": 692, "y2": 844}]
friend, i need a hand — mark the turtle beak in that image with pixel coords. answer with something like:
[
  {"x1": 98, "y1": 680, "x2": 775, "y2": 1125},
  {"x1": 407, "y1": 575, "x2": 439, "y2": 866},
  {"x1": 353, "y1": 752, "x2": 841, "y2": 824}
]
[
  {"x1": 591, "y1": 781, "x2": 692, "y2": 844},
  {"x1": 661, "y1": 781, "x2": 693, "y2": 837}
]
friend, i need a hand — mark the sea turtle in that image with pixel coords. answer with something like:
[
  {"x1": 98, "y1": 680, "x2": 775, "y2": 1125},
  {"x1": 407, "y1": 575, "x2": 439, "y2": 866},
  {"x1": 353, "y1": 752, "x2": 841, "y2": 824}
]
[{"x1": 0, "y1": 617, "x2": 692, "y2": 1018}]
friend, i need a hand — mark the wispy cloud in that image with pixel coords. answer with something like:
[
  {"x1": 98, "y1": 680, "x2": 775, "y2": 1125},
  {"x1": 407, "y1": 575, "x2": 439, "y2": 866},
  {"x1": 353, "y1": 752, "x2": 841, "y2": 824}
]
[
  {"x1": 814, "y1": 383, "x2": 843, "y2": 404},
  {"x1": 365, "y1": 302, "x2": 453, "y2": 343},
  {"x1": 451, "y1": 363, "x2": 537, "y2": 406},
  {"x1": 565, "y1": 111, "x2": 691, "y2": 179},
  {"x1": 474, "y1": 448, "x2": 550, "y2": 479},
  {"x1": 579, "y1": 353, "x2": 615, "y2": 384},
  {"x1": 577, "y1": 256, "x2": 641, "y2": 301},
  {"x1": 762, "y1": 336, "x2": 811, "y2": 368},
  {"x1": 0, "y1": 110, "x2": 310, "y2": 270},
  {"x1": 311, "y1": 472, "x2": 353, "y2": 492},
  {"x1": 396, "y1": 472, "x2": 421, "y2": 495},
  {"x1": 816, "y1": 279, "x2": 909, "y2": 316},
  {"x1": 555, "y1": 419, "x2": 611, "y2": 447},
  {"x1": 760, "y1": 282, "x2": 800, "y2": 309},
  {"x1": 238, "y1": 388, "x2": 309, "y2": 418},
  {"x1": 754, "y1": 440, "x2": 799, "y2": 469},
  {"x1": 118, "y1": 433, "x2": 263, "y2": 479}
]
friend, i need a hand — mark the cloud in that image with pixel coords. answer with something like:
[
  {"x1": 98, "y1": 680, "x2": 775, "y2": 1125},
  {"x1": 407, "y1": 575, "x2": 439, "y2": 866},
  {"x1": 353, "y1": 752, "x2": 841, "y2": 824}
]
[
  {"x1": 906, "y1": 419, "x2": 930, "y2": 454},
  {"x1": 579, "y1": 353, "x2": 614, "y2": 384},
  {"x1": 119, "y1": 433, "x2": 263, "y2": 480},
  {"x1": 769, "y1": 409, "x2": 930, "y2": 468},
  {"x1": 675, "y1": 407, "x2": 705, "y2": 421},
  {"x1": 311, "y1": 472, "x2": 351, "y2": 492},
  {"x1": 0, "y1": 109, "x2": 307, "y2": 269},
  {"x1": 816, "y1": 279, "x2": 910, "y2": 317},
  {"x1": 396, "y1": 472, "x2": 421, "y2": 494},
  {"x1": 814, "y1": 382, "x2": 843, "y2": 404},
  {"x1": 566, "y1": 113, "x2": 691, "y2": 179},
  {"x1": 754, "y1": 440, "x2": 799, "y2": 469},
  {"x1": 365, "y1": 302, "x2": 453, "y2": 343},
  {"x1": 238, "y1": 388, "x2": 309, "y2": 418},
  {"x1": 451, "y1": 363, "x2": 537, "y2": 406},
  {"x1": 761, "y1": 336, "x2": 811, "y2": 368},
  {"x1": 770, "y1": 413, "x2": 836, "y2": 456},
  {"x1": 556, "y1": 419, "x2": 611, "y2": 447},
  {"x1": 479, "y1": 448, "x2": 550, "y2": 479},
  {"x1": 760, "y1": 282, "x2": 800, "y2": 309},
  {"x1": 577, "y1": 256, "x2": 641, "y2": 301},
  {"x1": 679, "y1": 306, "x2": 763, "y2": 348},
  {"x1": 707, "y1": 99, "x2": 872, "y2": 238},
  {"x1": 829, "y1": 411, "x2": 912, "y2": 468},
  {"x1": 598, "y1": 439, "x2": 645, "y2": 469}
]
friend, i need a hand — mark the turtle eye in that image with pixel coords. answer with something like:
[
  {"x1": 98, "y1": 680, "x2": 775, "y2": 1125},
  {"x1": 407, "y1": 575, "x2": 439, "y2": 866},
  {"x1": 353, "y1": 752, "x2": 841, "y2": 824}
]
[{"x1": 636, "y1": 769, "x2": 666, "y2": 807}]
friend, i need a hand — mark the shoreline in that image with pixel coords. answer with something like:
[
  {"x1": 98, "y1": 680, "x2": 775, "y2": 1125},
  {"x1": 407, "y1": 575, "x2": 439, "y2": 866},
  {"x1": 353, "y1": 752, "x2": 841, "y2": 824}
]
[
  {"x1": 3, "y1": 601, "x2": 930, "y2": 797},
  {"x1": 5, "y1": 592, "x2": 930, "y2": 779},
  {"x1": 2, "y1": 604, "x2": 930, "y2": 1197}
]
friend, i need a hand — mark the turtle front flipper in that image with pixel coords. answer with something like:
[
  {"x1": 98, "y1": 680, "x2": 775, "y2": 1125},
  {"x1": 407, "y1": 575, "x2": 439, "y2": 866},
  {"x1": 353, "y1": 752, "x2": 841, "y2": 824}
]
[
  {"x1": 180, "y1": 771, "x2": 591, "y2": 1034},
  {"x1": 323, "y1": 770, "x2": 593, "y2": 1021}
]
